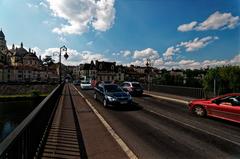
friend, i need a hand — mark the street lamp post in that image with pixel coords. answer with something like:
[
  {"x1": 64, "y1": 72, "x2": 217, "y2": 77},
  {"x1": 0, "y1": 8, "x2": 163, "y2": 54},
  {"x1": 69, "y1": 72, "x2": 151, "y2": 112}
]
[
  {"x1": 146, "y1": 58, "x2": 151, "y2": 92},
  {"x1": 59, "y1": 45, "x2": 68, "y2": 84}
]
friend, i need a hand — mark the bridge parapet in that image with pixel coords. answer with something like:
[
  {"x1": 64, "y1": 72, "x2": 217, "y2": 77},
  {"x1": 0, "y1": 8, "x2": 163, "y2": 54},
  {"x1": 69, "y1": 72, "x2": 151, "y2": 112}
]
[{"x1": 0, "y1": 84, "x2": 64, "y2": 159}]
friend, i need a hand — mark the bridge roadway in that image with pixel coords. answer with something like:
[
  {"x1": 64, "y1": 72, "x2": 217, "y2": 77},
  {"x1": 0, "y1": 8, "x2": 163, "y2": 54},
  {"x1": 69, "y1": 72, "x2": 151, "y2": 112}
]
[{"x1": 40, "y1": 84, "x2": 128, "y2": 159}]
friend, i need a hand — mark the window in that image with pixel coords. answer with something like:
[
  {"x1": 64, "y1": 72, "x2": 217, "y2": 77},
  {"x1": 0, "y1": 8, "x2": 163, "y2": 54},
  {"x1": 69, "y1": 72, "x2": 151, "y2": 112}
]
[
  {"x1": 104, "y1": 85, "x2": 122, "y2": 93},
  {"x1": 98, "y1": 86, "x2": 103, "y2": 92},
  {"x1": 229, "y1": 96, "x2": 240, "y2": 106}
]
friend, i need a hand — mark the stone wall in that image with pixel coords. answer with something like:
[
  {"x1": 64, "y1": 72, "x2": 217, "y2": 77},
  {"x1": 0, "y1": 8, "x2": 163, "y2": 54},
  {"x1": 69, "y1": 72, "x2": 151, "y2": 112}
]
[{"x1": 0, "y1": 84, "x2": 57, "y2": 95}]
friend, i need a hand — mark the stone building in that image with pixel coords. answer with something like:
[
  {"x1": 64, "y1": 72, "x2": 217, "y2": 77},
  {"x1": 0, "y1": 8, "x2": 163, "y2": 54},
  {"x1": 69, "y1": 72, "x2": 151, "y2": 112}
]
[
  {"x1": 79, "y1": 60, "x2": 125, "y2": 82},
  {"x1": 0, "y1": 29, "x2": 58, "y2": 83},
  {"x1": 79, "y1": 61, "x2": 96, "y2": 80}
]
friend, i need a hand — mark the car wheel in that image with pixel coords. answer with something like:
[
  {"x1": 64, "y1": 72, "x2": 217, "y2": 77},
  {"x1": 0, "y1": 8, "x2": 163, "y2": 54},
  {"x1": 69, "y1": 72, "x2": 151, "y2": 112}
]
[
  {"x1": 103, "y1": 99, "x2": 108, "y2": 108},
  {"x1": 193, "y1": 105, "x2": 206, "y2": 117},
  {"x1": 94, "y1": 93, "x2": 97, "y2": 100}
]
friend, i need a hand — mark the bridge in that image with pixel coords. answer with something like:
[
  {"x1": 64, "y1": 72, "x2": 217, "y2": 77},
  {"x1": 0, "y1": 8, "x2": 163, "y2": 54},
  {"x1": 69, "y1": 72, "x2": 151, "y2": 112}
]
[
  {"x1": 1, "y1": 83, "x2": 240, "y2": 159},
  {"x1": 0, "y1": 84, "x2": 129, "y2": 159}
]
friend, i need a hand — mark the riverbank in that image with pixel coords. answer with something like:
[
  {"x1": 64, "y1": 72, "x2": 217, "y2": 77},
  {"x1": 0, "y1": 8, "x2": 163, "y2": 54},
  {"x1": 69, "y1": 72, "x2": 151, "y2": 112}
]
[
  {"x1": 0, "y1": 95, "x2": 47, "y2": 102},
  {"x1": 0, "y1": 84, "x2": 56, "y2": 102},
  {"x1": 0, "y1": 84, "x2": 57, "y2": 95}
]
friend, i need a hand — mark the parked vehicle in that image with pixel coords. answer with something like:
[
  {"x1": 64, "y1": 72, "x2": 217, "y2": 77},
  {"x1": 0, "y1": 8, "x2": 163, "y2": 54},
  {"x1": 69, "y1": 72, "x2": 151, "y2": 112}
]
[
  {"x1": 73, "y1": 80, "x2": 80, "y2": 85},
  {"x1": 188, "y1": 93, "x2": 240, "y2": 123},
  {"x1": 80, "y1": 81, "x2": 92, "y2": 90},
  {"x1": 121, "y1": 81, "x2": 144, "y2": 96},
  {"x1": 94, "y1": 83, "x2": 132, "y2": 107}
]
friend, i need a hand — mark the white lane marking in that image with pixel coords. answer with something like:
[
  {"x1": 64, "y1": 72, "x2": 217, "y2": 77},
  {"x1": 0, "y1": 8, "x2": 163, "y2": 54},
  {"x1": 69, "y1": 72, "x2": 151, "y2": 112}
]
[
  {"x1": 145, "y1": 108, "x2": 240, "y2": 147},
  {"x1": 73, "y1": 86, "x2": 138, "y2": 159},
  {"x1": 144, "y1": 93, "x2": 189, "y2": 105}
]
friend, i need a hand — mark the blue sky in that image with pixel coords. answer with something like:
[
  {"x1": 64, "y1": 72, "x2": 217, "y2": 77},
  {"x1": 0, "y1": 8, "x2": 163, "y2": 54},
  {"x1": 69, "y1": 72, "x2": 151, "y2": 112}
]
[{"x1": 0, "y1": 0, "x2": 239, "y2": 69}]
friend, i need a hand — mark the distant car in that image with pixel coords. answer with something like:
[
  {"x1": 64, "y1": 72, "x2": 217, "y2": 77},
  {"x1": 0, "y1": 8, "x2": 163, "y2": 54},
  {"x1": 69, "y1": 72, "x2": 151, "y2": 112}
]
[
  {"x1": 188, "y1": 93, "x2": 240, "y2": 123},
  {"x1": 73, "y1": 80, "x2": 80, "y2": 85},
  {"x1": 80, "y1": 81, "x2": 92, "y2": 90},
  {"x1": 94, "y1": 84, "x2": 132, "y2": 107},
  {"x1": 121, "y1": 82, "x2": 144, "y2": 96}
]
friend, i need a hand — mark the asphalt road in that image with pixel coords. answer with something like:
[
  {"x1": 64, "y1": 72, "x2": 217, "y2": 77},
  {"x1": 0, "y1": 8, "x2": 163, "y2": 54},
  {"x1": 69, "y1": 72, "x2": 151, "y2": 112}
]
[{"x1": 78, "y1": 88, "x2": 240, "y2": 159}]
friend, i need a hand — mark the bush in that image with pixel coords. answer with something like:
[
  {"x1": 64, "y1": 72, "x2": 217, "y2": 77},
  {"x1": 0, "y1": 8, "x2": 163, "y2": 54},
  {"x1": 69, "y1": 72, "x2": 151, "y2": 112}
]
[{"x1": 30, "y1": 90, "x2": 40, "y2": 97}]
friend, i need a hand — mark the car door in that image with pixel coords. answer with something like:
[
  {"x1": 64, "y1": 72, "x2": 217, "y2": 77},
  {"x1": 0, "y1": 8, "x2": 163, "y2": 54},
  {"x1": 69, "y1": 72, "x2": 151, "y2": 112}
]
[
  {"x1": 97, "y1": 86, "x2": 105, "y2": 102},
  {"x1": 209, "y1": 96, "x2": 240, "y2": 122}
]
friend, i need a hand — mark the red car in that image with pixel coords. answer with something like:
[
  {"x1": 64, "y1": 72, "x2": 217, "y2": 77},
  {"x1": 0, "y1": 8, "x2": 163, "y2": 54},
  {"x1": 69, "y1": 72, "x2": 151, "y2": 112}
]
[{"x1": 188, "y1": 93, "x2": 240, "y2": 123}]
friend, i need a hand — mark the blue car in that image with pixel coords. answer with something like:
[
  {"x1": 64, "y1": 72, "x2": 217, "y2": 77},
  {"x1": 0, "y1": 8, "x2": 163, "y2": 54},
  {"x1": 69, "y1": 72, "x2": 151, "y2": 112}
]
[{"x1": 94, "y1": 83, "x2": 132, "y2": 107}]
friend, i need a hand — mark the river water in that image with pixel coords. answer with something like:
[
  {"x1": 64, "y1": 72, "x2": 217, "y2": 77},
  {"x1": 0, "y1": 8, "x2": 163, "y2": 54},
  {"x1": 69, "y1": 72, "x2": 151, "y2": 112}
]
[{"x1": 0, "y1": 99, "x2": 43, "y2": 142}]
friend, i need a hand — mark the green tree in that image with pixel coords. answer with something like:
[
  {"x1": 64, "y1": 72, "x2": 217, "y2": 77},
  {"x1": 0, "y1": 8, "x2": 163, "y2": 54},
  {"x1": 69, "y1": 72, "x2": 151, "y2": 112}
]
[
  {"x1": 203, "y1": 66, "x2": 240, "y2": 96},
  {"x1": 43, "y1": 55, "x2": 55, "y2": 66}
]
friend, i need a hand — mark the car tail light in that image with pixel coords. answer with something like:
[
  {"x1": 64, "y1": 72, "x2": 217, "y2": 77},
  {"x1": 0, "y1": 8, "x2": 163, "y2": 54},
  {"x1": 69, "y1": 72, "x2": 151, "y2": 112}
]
[{"x1": 128, "y1": 87, "x2": 133, "y2": 91}]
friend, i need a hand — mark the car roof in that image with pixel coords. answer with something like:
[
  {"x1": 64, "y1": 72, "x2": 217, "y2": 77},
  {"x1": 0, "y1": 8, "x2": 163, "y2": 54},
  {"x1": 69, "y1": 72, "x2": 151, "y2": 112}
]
[
  {"x1": 103, "y1": 83, "x2": 118, "y2": 86},
  {"x1": 124, "y1": 81, "x2": 139, "y2": 83},
  {"x1": 211, "y1": 93, "x2": 240, "y2": 100},
  {"x1": 223, "y1": 93, "x2": 240, "y2": 96}
]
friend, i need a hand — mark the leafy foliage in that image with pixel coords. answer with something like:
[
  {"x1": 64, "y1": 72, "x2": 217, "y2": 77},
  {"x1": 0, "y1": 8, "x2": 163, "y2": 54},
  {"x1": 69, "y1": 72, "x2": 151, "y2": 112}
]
[
  {"x1": 43, "y1": 55, "x2": 55, "y2": 66},
  {"x1": 203, "y1": 66, "x2": 240, "y2": 94}
]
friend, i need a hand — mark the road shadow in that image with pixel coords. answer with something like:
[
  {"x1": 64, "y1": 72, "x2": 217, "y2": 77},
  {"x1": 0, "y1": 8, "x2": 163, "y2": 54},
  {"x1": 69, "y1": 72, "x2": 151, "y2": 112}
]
[
  {"x1": 189, "y1": 113, "x2": 240, "y2": 127},
  {"x1": 140, "y1": 94, "x2": 151, "y2": 97},
  {"x1": 108, "y1": 102, "x2": 143, "y2": 112},
  {"x1": 207, "y1": 116, "x2": 240, "y2": 127}
]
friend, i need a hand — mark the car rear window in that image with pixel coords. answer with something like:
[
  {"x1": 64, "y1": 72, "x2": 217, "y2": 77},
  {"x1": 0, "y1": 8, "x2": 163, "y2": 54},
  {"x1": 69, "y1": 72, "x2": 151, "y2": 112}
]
[
  {"x1": 105, "y1": 85, "x2": 122, "y2": 93},
  {"x1": 82, "y1": 81, "x2": 90, "y2": 84},
  {"x1": 132, "y1": 83, "x2": 141, "y2": 88}
]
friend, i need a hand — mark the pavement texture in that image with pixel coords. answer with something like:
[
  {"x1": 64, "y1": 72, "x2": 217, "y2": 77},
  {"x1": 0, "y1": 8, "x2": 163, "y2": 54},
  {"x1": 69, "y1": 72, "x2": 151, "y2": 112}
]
[
  {"x1": 144, "y1": 90, "x2": 196, "y2": 104},
  {"x1": 70, "y1": 85, "x2": 129, "y2": 159}
]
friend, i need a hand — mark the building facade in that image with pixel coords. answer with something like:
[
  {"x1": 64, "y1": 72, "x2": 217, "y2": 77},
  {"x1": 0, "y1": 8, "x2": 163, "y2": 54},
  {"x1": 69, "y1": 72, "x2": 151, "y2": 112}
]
[{"x1": 0, "y1": 30, "x2": 58, "y2": 83}]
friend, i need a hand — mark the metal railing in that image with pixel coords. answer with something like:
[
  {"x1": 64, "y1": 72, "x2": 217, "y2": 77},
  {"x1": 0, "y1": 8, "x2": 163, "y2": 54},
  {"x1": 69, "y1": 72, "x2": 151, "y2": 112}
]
[
  {"x1": 0, "y1": 84, "x2": 64, "y2": 159},
  {"x1": 144, "y1": 84, "x2": 205, "y2": 98}
]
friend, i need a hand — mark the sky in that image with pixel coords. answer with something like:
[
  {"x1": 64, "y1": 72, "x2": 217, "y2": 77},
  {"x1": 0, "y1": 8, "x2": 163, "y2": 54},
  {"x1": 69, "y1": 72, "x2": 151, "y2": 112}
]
[{"x1": 0, "y1": 0, "x2": 239, "y2": 69}]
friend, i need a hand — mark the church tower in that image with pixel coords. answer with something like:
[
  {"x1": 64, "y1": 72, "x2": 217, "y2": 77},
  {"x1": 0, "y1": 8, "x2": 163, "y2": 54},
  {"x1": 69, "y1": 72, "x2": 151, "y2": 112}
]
[{"x1": 0, "y1": 29, "x2": 7, "y2": 51}]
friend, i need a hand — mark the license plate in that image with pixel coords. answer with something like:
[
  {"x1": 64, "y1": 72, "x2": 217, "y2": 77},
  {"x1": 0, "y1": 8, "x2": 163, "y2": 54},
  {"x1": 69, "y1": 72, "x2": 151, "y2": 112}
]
[{"x1": 120, "y1": 101, "x2": 128, "y2": 104}]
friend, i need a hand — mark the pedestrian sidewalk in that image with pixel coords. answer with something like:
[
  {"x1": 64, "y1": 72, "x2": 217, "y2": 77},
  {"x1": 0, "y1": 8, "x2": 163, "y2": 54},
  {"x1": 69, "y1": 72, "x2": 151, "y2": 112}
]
[{"x1": 144, "y1": 91, "x2": 197, "y2": 105}]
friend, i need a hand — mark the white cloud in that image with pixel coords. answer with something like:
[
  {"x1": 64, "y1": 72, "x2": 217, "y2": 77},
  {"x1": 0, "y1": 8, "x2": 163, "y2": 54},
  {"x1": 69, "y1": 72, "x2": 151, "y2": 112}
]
[
  {"x1": 92, "y1": 0, "x2": 115, "y2": 31},
  {"x1": 121, "y1": 50, "x2": 131, "y2": 57},
  {"x1": 58, "y1": 36, "x2": 67, "y2": 44},
  {"x1": 163, "y1": 46, "x2": 180, "y2": 60},
  {"x1": 39, "y1": 2, "x2": 48, "y2": 8},
  {"x1": 230, "y1": 54, "x2": 240, "y2": 65},
  {"x1": 32, "y1": 47, "x2": 109, "y2": 65},
  {"x1": 153, "y1": 58, "x2": 164, "y2": 67},
  {"x1": 178, "y1": 36, "x2": 219, "y2": 52},
  {"x1": 133, "y1": 48, "x2": 160, "y2": 60},
  {"x1": 112, "y1": 52, "x2": 120, "y2": 56},
  {"x1": 32, "y1": 47, "x2": 239, "y2": 70},
  {"x1": 130, "y1": 60, "x2": 146, "y2": 67},
  {"x1": 26, "y1": 3, "x2": 39, "y2": 9},
  {"x1": 86, "y1": 41, "x2": 93, "y2": 46},
  {"x1": 177, "y1": 21, "x2": 197, "y2": 32},
  {"x1": 179, "y1": 59, "x2": 195, "y2": 65},
  {"x1": 46, "y1": 0, "x2": 115, "y2": 35},
  {"x1": 178, "y1": 11, "x2": 240, "y2": 32}
]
